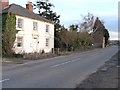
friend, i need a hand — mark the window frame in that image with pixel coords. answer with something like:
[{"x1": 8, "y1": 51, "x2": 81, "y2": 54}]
[
  {"x1": 46, "y1": 25, "x2": 49, "y2": 32},
  {"x1": 46, "y1": 38, "x2": 49, "y2": 47},
  {"x1": 17, "y1": 18, "x2": 23, "y2": 29},
  {"x1": 17, "y1": 37, "x2": 23, "y2": 47},
  {"x1": 33, "y1": 22, "x2": 38, "y2": 31}
]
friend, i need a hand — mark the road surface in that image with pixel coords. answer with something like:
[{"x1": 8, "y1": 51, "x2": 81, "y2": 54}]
[{"x1": 2, "y1": 46, "x2": 118, "y2": 88}]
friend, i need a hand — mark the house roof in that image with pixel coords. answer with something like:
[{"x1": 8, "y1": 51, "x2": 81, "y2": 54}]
[{"x1": 2, "y1": 4, "x2": 54, "y2": 24}]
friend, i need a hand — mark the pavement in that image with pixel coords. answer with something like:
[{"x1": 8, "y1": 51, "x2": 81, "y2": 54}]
[{"x1": 2, "y1": 46, "x2": 118, "y2": 88}]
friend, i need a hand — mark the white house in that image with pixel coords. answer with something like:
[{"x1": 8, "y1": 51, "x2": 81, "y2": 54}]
[{"x1": 2, "y1": 0, "x2": 54, "y2": 54}]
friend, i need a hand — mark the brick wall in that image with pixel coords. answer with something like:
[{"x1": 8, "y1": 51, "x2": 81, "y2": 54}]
[
  {"x1": 26, "y1": 1, "x2": 33, "y2": 12},
  {"x1": 92, "y1": 17, "x2": 105, "y2": 48}
]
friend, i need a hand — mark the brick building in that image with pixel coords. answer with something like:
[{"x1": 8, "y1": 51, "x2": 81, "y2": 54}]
[{"x1": 92, "y1": 17, "x2": 105, "y2": 48}]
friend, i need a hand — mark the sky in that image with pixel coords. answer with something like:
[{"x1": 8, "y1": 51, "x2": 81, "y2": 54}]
[{"x1": 9, "y1": 0, "x2": 119, "y2": 40}]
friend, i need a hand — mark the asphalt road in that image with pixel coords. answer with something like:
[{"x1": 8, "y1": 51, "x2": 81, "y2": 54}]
[{"x1": 2, "y1": 46, "x2": 118, "y2": 88}]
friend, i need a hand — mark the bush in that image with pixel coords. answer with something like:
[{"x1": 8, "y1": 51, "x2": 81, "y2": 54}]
[{"x1": 23, "y1": 53, "x2": 56, "y2": 60}]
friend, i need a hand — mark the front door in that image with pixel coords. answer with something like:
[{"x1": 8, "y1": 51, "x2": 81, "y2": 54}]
[{"x1": 32, "y1": 37, "x2": 38, "y2": 52}]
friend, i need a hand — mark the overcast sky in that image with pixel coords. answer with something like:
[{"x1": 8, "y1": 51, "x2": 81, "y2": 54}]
[{"x1": 9, "y1": 0, "x2": 119, "y2": 40}]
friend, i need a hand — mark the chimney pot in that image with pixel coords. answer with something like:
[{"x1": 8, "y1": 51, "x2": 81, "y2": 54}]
[{"x1": 26, "y1": 1, "x2": 33, "y2": 12}]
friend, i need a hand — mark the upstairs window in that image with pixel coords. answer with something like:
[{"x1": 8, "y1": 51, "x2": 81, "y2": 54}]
[
  {"x1": 33, "y1": 22, "x2": 38, "y2": 30},
  {"x1": 17, "y1": 18, "x2": 23, "y2": 29},
  {"x1": 46, "y1": 25, "x2": 49, "y2": 32},
  {"x1": 17, "y1": 37, "x2": 23, "y2": 47}
]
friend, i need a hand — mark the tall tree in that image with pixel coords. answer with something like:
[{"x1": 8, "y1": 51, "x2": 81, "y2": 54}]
[
  {"x1": 34, "y1": 0, "x2": 61, "y2": 48},
  {"x1": 34, "y1": 0, "x2": 60, "y2": 24},
  {"x1": 2, "y1": 13, "x2": 16, "y2": 57},
  {"x1": 104, "y1": 28, "x2": 110, "y2": 46}
]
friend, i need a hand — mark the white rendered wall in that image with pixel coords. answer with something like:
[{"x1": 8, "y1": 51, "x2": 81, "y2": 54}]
[{"x1": 14, "y1": 15, "x2": 54, "y2": 54}]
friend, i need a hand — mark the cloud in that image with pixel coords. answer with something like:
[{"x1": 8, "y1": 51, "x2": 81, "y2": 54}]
[
  {"x1": 109, "y1": 31, "x2": 119, "y2": 40},
  {"x1": 93, "y1": 11, "x2": 118, "y2": 18}
]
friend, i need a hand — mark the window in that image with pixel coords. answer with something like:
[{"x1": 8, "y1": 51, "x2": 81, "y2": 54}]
[
  {"x1": 17, "y1": 37, "x2": 23, "y2": 47},
  {"x1": 17, "y1": 18, "x2": 23, "y2": 29},
  {"x1": 46, "y1": 38, "x2": 49, "y2": 47},
  {"x1": 33, "y1": 22, "x2": 38, "y2": 30},
  {"x1": 46, "y1": 25, "x2": 49, "y2": 32}
]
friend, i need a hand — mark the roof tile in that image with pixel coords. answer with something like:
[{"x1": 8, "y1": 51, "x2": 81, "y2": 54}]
[{"x1": 2, "y1": 4, "x2": 54, "y2": 24}]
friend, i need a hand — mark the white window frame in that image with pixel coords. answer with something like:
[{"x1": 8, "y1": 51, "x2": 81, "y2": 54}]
[
  {"x1": 17, "y1": 37, "x2": 23, "y2": 47},
  {"x1": 46, "y1": 25, "x2": 49, "y2": 32},
  {"x1": 46, "y1": 38, "x2": 49, "y2": 47},
  {"x1": 33, "y1": 22, "x2": 38, "y2": 30},
  {"x1": 17, "y1": 18, "x2": 23, "y2": 29}
]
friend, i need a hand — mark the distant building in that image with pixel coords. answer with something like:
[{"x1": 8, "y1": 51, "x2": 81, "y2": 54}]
[
  {"x1": 92, "y1": 17, "x2": 105, "y2": 48},
  {"x1": 2, "y1": 0, "x2": 54, "y2": 54}
]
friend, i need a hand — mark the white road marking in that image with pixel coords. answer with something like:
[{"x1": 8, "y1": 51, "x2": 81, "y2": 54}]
[
  {"x1": 51, "y1": 59, "x2": 79, "y2": 68},
  {"x1": 0, "y1": 79, "x2": 10, "y2": 83}
]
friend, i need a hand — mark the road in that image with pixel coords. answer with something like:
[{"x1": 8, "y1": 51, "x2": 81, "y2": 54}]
[{"x1": 2, "y1": 46, "x2": 118, "y2": 88}]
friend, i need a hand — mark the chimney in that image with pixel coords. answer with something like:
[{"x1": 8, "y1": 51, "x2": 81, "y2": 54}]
[
  {"x1": 0, "y1": 0, "x2": 9, "y2": 9},
  {"x1": 26, "y1": 1, "x2": 33, "y2": 12}
]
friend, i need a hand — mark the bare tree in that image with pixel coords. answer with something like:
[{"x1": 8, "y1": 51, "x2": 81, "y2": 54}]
[
  {"x1": 59, "y1": 30, "x2": 78, "y2": 51},
  {"x1": 59, "y1": 30, "x2": 70, "y2": 51},
  {"x1": 80, "y1": 13, "x2": 95, "y2": 33}
]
